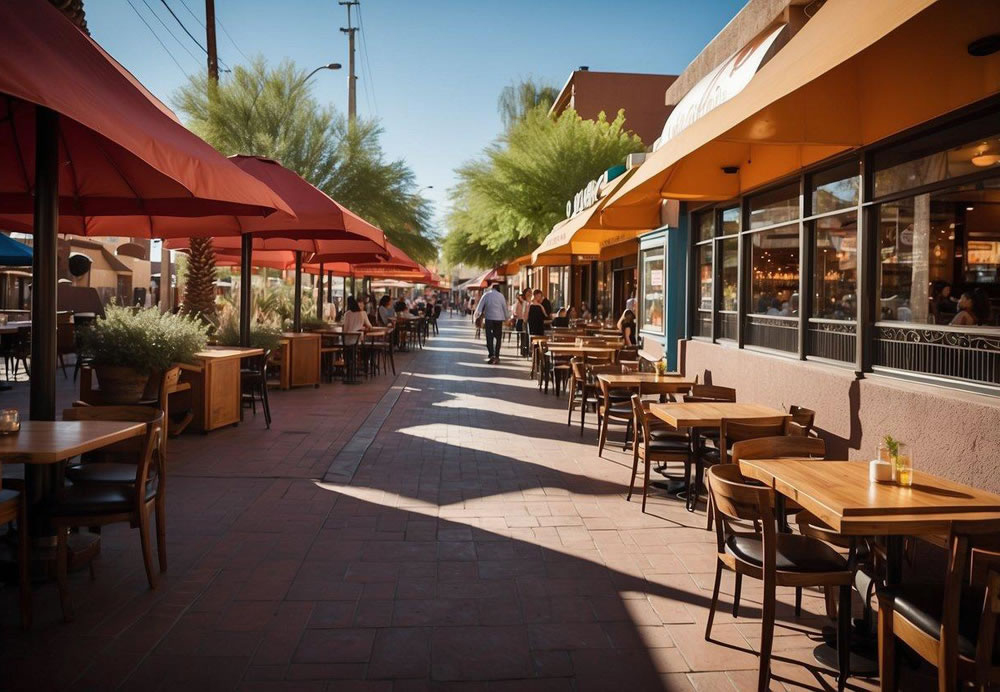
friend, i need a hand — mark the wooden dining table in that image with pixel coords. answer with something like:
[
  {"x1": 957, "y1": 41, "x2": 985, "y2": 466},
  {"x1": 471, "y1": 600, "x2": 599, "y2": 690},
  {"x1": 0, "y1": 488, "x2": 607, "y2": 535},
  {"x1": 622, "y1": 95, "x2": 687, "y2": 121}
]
[
  {"x1": 178, "y1": 346, "x2": 265, "y2": 431},
  {"x1": 597, "y1": 372, "x2": 698, "y2": 393},
  {"x1": 648, "y1": 402, "x2": 788, "y2": 510},
  {"x1": 0, "y1": 419, "x2": 147, "y2": 568},
  {"x1": 738, "y1": 458, "x2": 1000, "y2": 678}
]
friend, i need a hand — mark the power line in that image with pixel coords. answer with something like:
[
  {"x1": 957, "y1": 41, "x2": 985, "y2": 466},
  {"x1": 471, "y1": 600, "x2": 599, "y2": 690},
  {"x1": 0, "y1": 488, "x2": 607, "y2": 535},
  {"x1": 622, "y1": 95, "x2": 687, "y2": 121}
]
[
  {"x1": 123, "y1": 0, "x2": 191, "y2": 79},
  {"x1": 141, "y1": 0, "x2": 201, "y2": 66},
  {"x1": 158, "y1": 0, "x2": 231, "y2": 72},
  {"x1": 176, "y1": 0, "x2": 251, "y2": 63},
  {"x1": 356, "y1": 2, "x2": 378, "y2": 117}
]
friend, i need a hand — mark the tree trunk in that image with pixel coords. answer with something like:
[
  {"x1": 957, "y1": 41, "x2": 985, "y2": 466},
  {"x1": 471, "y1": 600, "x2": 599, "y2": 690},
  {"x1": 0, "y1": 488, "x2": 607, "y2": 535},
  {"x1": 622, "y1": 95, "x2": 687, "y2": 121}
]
[{"x1": 182, "y1": 237, "x2": 218, "y2": 326}]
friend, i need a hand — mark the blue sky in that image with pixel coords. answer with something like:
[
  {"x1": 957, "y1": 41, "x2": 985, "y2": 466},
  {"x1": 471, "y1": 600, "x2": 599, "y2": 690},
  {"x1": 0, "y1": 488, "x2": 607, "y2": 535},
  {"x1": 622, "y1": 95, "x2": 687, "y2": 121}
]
[{"x1": 87, "y1": 0, "x2": 741, "y2": 233}]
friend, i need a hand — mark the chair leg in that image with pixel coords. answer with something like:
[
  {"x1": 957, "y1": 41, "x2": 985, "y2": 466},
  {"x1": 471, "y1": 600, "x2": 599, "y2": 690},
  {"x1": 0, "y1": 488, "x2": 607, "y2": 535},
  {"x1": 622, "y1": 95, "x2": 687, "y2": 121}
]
[
  {"x1": 627, "y1": 448, "x2": 640, "y2": 501},
  {"x1": 732, "y1": 572, "x2": 743, "y2": 618},
  {"x1": 705, "y1": 560, "x2": 722, "y2": 640},
  {"x1": 877, "y1": 601, "x2": 897, "y2": 692},
  {"x1": 794, "y1": 586, "x2": 803, "y2": 617},
  {"x1": 824, "y1": 586, "x2": 838, "y2": 619},
  {"x1": 837, "y1": 584, "x2": 851, "y2": 691},
  {"x1": 622, "y1": 420, "x2": 632, "y2": 451},
  {"x1": 155, "y1": 494, "x2": 168, "y2": 573},
  {"x1": 17, "y1": 496, "x2": 31, "y2": 630},
  {"x1": 579, "y1": 391, "x2": 587, "y2": 436},
  {"x1": 56, "y1": 528, "x2": 73, "y2": 622},
  {"x1": 260, "y1": 375, "x2": 272, "y2": 428},
  {"x1": 758, "y1": 574, "x2": 776, "y2": 692},
  {"x1": 138, "y1": 507, "x2": 158, "y2": 590},
  {"x1": 597, "y1": 411, "x2": 609, "y2": 457},
  {"x1": 641, "y1": 455, "x2": 651, "y2": 513}
]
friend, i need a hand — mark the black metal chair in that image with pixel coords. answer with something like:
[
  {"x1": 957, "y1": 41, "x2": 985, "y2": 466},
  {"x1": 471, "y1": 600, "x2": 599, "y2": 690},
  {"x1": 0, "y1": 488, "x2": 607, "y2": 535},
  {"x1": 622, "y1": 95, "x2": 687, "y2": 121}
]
[{"x1": 240, "y1": 349, "x2": 272, "y2": 428}]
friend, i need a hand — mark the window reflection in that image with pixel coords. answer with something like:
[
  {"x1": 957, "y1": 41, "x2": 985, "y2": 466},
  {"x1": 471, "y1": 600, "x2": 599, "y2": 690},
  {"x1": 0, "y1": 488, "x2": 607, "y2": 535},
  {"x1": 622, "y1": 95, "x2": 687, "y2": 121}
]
[
  {"x1": 720, "y1": 238, "x2": 738, "y2": 311},
  {"x1": 697, "y1": 212, "x2": 714, "y2": 242},
  {"x1": 721, "y1": 207, "x2": 740, "y2": 235},
  {"x1": 878, "y1": 178, "x2": 999, "y2": 326},
  {"x1": 749, "y1": 184, "x2": 798, "y2": 229},
  {"x1": 641, "y1": 249, "x2": 664, "y2": 330},
  {"x1": 750, "y1": 225, "x2": 799, "y2": 316},
  {"x1": 812, "y1": 211, "x2": 857, "y2": 320},
  {"x1": 697, "y1": 244, "x2": 713, "y2": 311},
  {"x1": 812, "y1": 162, "x2": 859, "y2": 214}
]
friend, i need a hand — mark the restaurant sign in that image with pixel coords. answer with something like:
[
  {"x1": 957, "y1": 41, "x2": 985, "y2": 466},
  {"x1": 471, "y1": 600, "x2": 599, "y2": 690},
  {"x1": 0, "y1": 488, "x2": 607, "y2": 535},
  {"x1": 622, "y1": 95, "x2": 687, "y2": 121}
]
[{"x1": 565, "y1": 165, "x2": 626, "y2": 218}]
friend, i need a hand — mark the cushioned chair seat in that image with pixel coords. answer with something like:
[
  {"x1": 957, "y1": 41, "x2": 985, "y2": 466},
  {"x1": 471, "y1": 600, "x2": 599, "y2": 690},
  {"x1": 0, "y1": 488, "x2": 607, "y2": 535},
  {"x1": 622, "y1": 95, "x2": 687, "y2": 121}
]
[
  {"x1": 650, "y1": 428, "x2": 687, "y2": 441},
  {"x1": 607, "y1": 388, "x2": 631, "y2": 400},
  {"x1": 725, "y1": 533, "x2": 848, "y2": 573},
  {"x1": 879, "y1": 583, "x2": 991, "y2": 661},
  {"x1": 647, "y1": 439, "x2": 690, "y2": 453},
  {"x1": 65, "y1": 462, "x2": 137, "y2": 485},
  {"x1": 699, "y1": 447, "x2": 722, "y2": 464},
  {"x1": 607, "y1": 402, "x2": 633, "y2": 416},
  {"x1": 47, "y1": 483, "x2": 156, "y2": 516}
]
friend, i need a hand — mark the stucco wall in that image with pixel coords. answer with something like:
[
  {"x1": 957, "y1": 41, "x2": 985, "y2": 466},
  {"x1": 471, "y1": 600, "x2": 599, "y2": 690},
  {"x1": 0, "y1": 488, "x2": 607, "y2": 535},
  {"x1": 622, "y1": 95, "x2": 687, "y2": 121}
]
[{"x1": 681, "y1": 339, "x2": 1000, "y2": 493}]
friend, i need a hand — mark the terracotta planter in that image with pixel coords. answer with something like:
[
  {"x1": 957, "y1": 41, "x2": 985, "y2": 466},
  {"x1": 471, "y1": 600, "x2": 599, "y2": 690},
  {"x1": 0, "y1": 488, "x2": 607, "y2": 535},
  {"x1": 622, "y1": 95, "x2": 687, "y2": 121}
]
[{"x1": 94, "y1": 365, "x2": 150, "y2": 404}]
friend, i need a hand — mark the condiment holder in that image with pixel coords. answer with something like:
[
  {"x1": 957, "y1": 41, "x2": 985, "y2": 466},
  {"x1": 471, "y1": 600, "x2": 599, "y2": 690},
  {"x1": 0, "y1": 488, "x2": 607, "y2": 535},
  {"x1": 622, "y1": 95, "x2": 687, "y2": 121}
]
[
  {"x1": 0, "y1": 408, "x2": 20, "y2": 435},
  {"x1": 869, "y1": 459, "x2": 893, "y2": 483}
]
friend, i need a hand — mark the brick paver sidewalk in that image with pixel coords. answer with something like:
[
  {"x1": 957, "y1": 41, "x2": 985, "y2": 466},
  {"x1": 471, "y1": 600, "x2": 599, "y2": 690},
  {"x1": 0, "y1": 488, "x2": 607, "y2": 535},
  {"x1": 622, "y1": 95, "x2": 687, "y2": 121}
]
[{"x1": 0, "y1": 315, "x2": 879, "y2": 691}]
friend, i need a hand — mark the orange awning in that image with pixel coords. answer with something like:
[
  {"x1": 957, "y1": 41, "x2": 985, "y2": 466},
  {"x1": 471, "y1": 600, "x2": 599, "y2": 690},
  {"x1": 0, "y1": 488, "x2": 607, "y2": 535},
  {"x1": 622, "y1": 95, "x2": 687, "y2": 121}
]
[
  {"x1": 601, "y1": 0, "x2": 998, "y2": 228},
  {"x1": 498, "y1": 254, "x2": 531, "y2": 276},
  {"x1": 532, "y1": 168, "x2": 639, "y2": 263}
]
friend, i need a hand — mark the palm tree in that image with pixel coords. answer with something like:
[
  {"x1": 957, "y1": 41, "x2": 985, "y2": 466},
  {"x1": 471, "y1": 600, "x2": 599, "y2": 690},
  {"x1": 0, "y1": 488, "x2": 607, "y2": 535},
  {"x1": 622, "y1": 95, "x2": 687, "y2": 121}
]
[{"x1": 497, "y1": 79, "x2": 560, "y2": 132}]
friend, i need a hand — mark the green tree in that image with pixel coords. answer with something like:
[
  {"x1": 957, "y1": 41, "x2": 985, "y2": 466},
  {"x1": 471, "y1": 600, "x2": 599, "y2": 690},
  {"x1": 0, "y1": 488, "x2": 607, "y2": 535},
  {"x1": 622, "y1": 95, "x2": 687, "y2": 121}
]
[
  {"x1": 444, "y1": 106, "x2": 643, "y2": 266},
  {"x1": 497, "y1": 78, "x2": 560, "y2": 132},
  {"x1": 174, "y1": 58, "x2": 436, "y2": 263}
]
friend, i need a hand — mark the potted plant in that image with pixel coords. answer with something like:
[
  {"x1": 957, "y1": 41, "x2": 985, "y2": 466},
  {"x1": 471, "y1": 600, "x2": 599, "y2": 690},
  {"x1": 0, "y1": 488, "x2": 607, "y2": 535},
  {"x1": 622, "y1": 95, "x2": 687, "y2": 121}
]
[
  {"x1": 214, "y1": 307, "x2": 284, "y2": 353},
  {"x1": 79, "y1": 305, "x2": 209, "y2": 404}
]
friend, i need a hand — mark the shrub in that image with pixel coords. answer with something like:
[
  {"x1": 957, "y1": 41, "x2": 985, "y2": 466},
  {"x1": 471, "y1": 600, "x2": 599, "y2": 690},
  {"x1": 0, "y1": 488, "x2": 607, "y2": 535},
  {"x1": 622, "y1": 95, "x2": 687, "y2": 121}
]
[
  {"x1": 80, "y1": 305, "x2": 209, "y2": 373},
  {"x1": 215, "y1": 307, "x2": 284, "y2": 352}
]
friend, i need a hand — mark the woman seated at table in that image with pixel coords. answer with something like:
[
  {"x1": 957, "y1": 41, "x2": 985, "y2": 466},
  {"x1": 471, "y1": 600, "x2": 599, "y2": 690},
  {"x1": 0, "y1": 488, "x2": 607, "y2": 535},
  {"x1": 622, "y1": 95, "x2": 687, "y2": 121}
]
[
  {"x1": 551, "y1": 308, "x2": 570, "y2": 328},
  {"x1": 339, "y1": 296, "x2": 372, "y2": 344},
  {"x1": 377, "y1": 295, "x2": 395, "y2": 327},
  {"x1": 617, "y1": 309, "x2": 637, "y2": 346}
]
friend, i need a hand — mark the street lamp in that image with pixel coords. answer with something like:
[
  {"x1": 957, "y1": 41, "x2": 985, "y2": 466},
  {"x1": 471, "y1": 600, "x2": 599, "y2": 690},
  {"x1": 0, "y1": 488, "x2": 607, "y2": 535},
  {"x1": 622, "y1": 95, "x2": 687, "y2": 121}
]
[
  {"x1": 302, "y1": 62, "x2": 342, "y2": 85},
  {"x1": 416, "y1": 185, "x2": 434, "y2": 195}
]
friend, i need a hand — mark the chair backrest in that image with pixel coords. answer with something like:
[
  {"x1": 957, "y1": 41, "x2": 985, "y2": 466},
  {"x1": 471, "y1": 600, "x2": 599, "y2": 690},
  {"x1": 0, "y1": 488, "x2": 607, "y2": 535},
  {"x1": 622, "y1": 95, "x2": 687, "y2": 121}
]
[
  {"x1": 639, "y1": 380, "x2": 692, "y2": 401},
  {"x1": 584, "y1": 352, "x2": 613, "y2": 366},
  {"x1": 61, "y1": 406, "x2": 164, "y2": 502},
  {"x1": 788, "y1": 405, "x2": 817, "y2": 434},
  {"x1": 731, "y1": 434, "x2": 826, "y2": 466},
  {"x1": 686, "y1": 384, "x2": 736, "y2": 402},
  {"x1": 630, "y1": 394, "x2": 651, "y2": 447},
  {"x1": 719, "y1": 417, "x2": 792, "y2": 462},
  {"x1": 570, "y1": 358, "x2": 586, "y2": 381},
  {"x1": 708, "y1": 464, "x2": 775, "y2": 557},
  {"x1": 619, "y1": 360, "x2": 639, "y2": 373}
]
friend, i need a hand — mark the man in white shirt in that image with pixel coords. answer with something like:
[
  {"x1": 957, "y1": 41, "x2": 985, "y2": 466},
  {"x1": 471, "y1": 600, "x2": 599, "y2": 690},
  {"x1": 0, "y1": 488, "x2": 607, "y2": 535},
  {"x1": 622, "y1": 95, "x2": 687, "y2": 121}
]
[{"x1": 473, "y1": 283, "x2": 509, "y2": 364}]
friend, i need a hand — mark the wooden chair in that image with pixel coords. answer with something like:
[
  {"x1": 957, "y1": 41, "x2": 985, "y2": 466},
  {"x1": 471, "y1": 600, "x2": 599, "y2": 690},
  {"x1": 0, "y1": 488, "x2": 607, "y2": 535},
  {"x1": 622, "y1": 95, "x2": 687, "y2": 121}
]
[
  {"x1": 700, "y1": 416, "x2": 789, "y2": 518},
  {"x1": 597, "y1": 376, "x2": 633, "y2": 457},
  {"x1": 788, "y1": 405, "x2": 817, "y2": 436},
  {"x1": 730, "y1": 434, "x2": 834, "y2": 617},
  {"x1": 56, "y1": 322, "x2": 75, "y2": 378},
  {"x1": 566, "y1": 358, "x2": 587, "y2": 430},
  {"x1": 706, "y1": 464, "x2": 853, "y2": 691},
  {"x1": 877, "y1": 522, "x2": 1000, "y2": 691},
  {"x1": 629, "y1": 394, "x2": 690, "y2": 512},
  {"x1": 684, "y1": 384, "x2": 737, "y2": 403},
  {"x1": 0, "y1": 483, "x2": 30, "y2": 629},
  {"x1": 55, "y1": 406, "x2": 165, "y2": 621}
]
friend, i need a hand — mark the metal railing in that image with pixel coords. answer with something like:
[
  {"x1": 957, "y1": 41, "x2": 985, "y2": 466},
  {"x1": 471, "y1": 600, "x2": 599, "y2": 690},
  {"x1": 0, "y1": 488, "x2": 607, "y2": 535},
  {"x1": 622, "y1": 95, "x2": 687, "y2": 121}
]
[
  {"x1": 874, "y1": 322, "x2": 1000, "y2": 386},
  {"x1": 745, "y1": 314, "x2": 798, "y2": 353},
  {"x1": 807, "y1": 319, "x2": 855, "y2": 363}
]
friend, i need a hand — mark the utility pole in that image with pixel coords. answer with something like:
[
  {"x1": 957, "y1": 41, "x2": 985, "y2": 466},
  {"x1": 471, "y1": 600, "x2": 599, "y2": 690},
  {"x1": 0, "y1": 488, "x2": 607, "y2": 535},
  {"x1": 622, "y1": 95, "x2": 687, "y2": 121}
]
[
  {"x1": 339, "y1": 1, "x2": 359, "y2": 122},
  {"x1": 205, "y1": 0, "x2": 219, "y2": 82}
]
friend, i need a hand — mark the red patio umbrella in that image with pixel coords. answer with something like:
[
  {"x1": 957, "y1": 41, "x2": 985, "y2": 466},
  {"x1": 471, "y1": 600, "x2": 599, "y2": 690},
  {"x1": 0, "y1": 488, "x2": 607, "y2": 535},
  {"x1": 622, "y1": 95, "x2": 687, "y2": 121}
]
[
  {"x1": 161, "y1": 156, "x2": 391, "y2": 335},
  {"x1": 0, "y1": 0, "x2": 295, "y2": 422}
]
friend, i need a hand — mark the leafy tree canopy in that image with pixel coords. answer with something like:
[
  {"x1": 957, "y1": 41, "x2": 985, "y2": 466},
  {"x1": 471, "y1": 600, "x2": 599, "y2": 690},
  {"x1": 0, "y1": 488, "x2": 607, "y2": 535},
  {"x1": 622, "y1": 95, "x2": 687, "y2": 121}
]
[
  {"x1": 174, "y1": 58, "x2": 436, "y2": 263},
  {"x1": 444, "y1": 104, "x2": 643, "y2": 267},
  {"x1": 497, "y1": 78, "x2": 560, "y2": 132}
]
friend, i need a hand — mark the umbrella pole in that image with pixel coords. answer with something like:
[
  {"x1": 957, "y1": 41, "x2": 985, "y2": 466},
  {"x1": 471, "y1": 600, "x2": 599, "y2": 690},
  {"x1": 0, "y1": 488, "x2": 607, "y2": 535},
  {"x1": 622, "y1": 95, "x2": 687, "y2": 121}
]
[
  {"x1": 239, "y1": 234, "x2": 252, "y2": 347},
  {"x1": 317, "y1": 263, "x2": 325, "y2": 320},
  {"x1": 30, "y1": 107, "x2": 59, "y2": 423},
  {"x1": 327, "y1": 270, "x2": 333, "y2": 303},
  {"x1": 293, "y1": 250, "x2": 303, "y2": 333}
]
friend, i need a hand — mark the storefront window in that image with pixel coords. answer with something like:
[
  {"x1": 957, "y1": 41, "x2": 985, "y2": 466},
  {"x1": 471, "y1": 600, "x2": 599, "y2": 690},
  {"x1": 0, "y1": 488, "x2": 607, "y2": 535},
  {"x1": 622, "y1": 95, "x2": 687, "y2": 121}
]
[
  {"x1": 696, "y1": 244, "x2": 713, "y2": 311},
  {"x1": 811, "y1": 162, "x2": 859, "y2": 215},
  {"x1": 720, "y1": 238, "x2": 738, "y2": 311},
  {"x1": 812, "y1": 211, "x2": 857, "y2": 320},
  {"x1": 641, "y1": 248, "x2": 664, "y2": 331},
  {"x1": 697, "y1": 211, "x2": 715, "y2": 241},
  {"x1": 874, "y1": 129, "x2": 1000, "y2": 199},
  {"x1": 749, "y1": 225, "x2": 800, "y2": 315},
  {"x1": 721, "y1": 206, "x2": 741, "y2": 235},
  {"x1": 878, "y1": 178, "x2": 999, "y2": 326},
  {"x1": 749, "y1": 183, "x2": 799, "y2": 230}
]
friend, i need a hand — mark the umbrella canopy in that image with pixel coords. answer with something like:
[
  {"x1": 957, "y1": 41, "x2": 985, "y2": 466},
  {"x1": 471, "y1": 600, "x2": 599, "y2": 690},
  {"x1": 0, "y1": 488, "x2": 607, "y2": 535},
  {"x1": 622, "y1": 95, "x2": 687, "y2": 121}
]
[
  {"x1": 0, "y1": 0, "x2": 292, "y2": 235},
  {"x1": 166, "y1": 237, "x2": 388, "y2": 265},
  {"x1": 0, "y1": 233, "x2": 32, "y2": 266},
  {"x1": 313, "y1": 240, "x2": 420, "y2": 273}
]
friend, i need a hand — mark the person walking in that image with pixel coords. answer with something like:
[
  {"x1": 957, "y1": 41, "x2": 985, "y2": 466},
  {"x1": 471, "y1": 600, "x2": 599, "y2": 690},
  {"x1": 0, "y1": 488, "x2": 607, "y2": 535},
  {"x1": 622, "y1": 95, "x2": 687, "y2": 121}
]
[{"x1": 473, "y1": 282, "x2": 509, "y2": 364}]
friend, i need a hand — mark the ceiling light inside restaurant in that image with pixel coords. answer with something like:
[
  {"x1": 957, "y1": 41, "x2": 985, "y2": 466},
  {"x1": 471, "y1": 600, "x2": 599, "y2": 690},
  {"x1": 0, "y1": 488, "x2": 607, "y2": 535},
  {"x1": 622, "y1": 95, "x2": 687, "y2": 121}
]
[{"x1": 971, "y1": 153, "x2": 1000, "y2": 167}]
